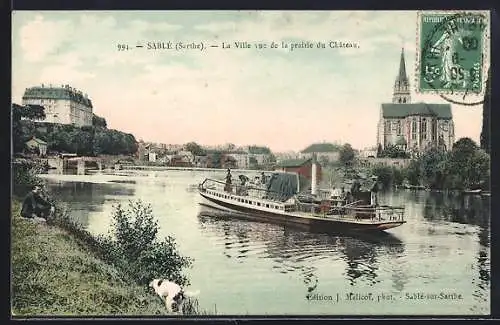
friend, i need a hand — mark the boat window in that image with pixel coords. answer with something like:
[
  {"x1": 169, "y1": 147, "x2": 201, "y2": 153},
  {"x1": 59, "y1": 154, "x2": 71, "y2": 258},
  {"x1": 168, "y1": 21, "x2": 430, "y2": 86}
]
[
  {"x1": 266, "y1": 204, "x2": 269, "y2": 208},
  {"x1": 257, "y1": 202, "x2": 261, "y2": 206}
]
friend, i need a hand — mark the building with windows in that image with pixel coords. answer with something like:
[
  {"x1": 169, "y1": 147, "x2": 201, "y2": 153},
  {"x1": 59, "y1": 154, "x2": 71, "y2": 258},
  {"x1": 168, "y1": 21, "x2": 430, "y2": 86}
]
[
  {"x1": 376, "y1": 48, "x2": 455, "y2": 155},
  {"x1": 22, "y1": 84, "x2": 93, "y2": 127}
]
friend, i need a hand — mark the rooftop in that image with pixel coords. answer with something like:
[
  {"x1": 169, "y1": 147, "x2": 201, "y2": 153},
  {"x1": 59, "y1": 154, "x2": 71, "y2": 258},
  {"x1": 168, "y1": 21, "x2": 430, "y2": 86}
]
[
  {"x1": 26, "y1": 137, "x2": 47, "y2": 145},
  {"x1": 301, "y1": 143, "x2": 341, "y2": 153},
  {"x1": 381, "y1": 103, "x2": 452, "y2": 119},
  {"x1": 276, "y1": 158, "x2": 312, "y2": 168},
  {"x1": 22, "y1": 85, "x2": 93, "y2": 108}
]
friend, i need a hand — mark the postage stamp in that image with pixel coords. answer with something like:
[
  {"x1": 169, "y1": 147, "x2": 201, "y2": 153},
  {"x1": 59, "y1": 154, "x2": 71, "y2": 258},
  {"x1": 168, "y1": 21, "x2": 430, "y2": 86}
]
[
  {"x1": 11, "y1": 10, "x2": 491, "y2": 318},
  {"x1": 416, "y1": 11, "x2": 490, "y2": 99}
]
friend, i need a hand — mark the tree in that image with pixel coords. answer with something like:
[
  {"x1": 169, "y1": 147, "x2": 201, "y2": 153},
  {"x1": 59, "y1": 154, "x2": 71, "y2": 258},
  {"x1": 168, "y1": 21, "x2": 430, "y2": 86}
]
[
  {"x1": 92, "y1": 114, "x2": 107, "y2": 129},
  {"x1": 405, "y1": 159, "x2": 423, "y2": 186},
  {"x1": 339, "y1": 143, "x2": 355, "y2": 166},
  {"x1": 12, "y1": 104, "x2": 46, "y2": 153},
  {"x1": 248, "y1": 145, "x2": 271, "y2": 155},
  {"x1": 100, "y1": 201, "x2": 193, "y2": 286},
  {"x1": 446, "y1": 138, "x2": 482, "y2": 189},
  {"x1": 377, "y1": 144, "x2": 383, "y2": 157},
  {"x1": 480, "y1": 67, "x2": 490, "y2": 154},
  {"x1": 420, "y1": 148, "x2": 447, "y2": 189},
  {"x1": 379, "y1": 144, "x2": 410, "y2": 158},
  {"x1": 185, "y1": 142, "x2": 206, "y2": 156}
]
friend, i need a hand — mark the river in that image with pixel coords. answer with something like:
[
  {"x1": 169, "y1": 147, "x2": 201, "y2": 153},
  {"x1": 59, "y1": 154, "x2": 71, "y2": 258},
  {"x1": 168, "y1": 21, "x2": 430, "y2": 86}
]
[{"x1": 40, "y1": 169, "x2": 490, "y2": 316}]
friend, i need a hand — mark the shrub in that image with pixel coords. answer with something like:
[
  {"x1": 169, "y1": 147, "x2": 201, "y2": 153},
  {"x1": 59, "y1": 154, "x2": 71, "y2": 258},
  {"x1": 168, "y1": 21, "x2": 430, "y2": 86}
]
[
  {"x1": 12, "y1": 159, "x2": 44, "y2": 197},
  {"x1": 101, "y1": 201, "x2": 193, "y2": 286}
]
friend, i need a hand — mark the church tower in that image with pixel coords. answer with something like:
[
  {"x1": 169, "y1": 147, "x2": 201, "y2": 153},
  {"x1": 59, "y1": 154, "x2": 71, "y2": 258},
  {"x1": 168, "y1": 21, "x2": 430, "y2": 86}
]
[{"x1": 392, "y1": 48, "x2": 411, "y2": 104}]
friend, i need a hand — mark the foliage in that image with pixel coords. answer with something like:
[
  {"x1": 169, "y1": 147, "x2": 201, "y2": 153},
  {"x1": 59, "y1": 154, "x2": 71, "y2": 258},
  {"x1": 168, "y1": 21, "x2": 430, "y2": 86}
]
[
  {"x1": 339, "y1": 143, "x2": 355, "y2": 166},
  {"x1": 376, "y1": 144, "x2": 383, "y2": 157},
  {"x1": 185, "y1": 142, "x2": 206, "y2": 156},
  {"x1": 301, "y1": 142, "x2": 341, "y2": 153},
  {"x1": 12, "y1": 104, "x2": 46, "y2": 153},
  {"x1": 15, "y1": 121, "x2": 138, "y2": 156},
  {"x1": 379, "y1": 144, "x2": 410, "y2": 158},
  {"x1": 207, "y1": 151, "x2": 222, "y2": 168},
  {"x1": 371, "y1": 165, "x2": 405, "y2": 190},
  {"x1": 92, "y1": 114, "x2": 108, "y2": 129},
  {"x1": 401, "y1": 137, "x2": 489, "y2": 190},
  {"x1": 248, "y1": 145, "x2": 271, "y2": 155},
  {"x1": 97, "y1": 201, "x2": 194, "y2": 287},
  {"x1": 12, "y1": 159, "x2": 45, "y2": 197}
]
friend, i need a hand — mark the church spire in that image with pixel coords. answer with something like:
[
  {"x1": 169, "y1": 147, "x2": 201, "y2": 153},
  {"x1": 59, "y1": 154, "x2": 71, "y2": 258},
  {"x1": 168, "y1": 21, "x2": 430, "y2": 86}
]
[
  {"x1": 398, "y1": 48, "x2": 407, "y2": 83},
  {"x1": 392, "y1": 47, "x2": 411, "y2": 104}
]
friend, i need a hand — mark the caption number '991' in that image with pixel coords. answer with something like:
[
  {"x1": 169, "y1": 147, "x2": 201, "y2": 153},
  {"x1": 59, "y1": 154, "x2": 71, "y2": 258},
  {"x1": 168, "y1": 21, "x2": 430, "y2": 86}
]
[{"x1": 117, "y1": 44, "x2": 130, "y2": 51}]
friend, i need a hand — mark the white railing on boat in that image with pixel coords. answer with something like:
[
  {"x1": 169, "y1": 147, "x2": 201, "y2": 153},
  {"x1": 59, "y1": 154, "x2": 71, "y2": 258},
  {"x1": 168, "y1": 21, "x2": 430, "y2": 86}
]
[{"x1": 199, "y1": 178, "x2": 405, "y2": 223}]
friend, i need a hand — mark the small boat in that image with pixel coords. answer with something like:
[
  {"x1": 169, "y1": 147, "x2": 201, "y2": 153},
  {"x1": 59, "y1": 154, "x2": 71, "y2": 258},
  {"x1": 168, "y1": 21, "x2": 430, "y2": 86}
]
[
  {"x1": 463, "y1": 189, "x2": 482, "y2": 195},
  {"x1": 480, "y1": 191, "x2": 491, "y2": 197},
  {"x1": 198, "y1": 170, "x2": 406, "y2": 233},
  {"x1": 402, "y1": 183, "x2": 426, "y2": 190}
]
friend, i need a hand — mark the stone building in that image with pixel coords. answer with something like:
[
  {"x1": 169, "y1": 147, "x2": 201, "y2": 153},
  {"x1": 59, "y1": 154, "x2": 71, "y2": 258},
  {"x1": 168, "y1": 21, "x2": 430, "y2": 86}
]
[
  {"x1": 376, "y1": 49, "x2": 455, "y2": 155},
  {"x1": 22, "y1": 84, "x2": 93, "y2": 127}
]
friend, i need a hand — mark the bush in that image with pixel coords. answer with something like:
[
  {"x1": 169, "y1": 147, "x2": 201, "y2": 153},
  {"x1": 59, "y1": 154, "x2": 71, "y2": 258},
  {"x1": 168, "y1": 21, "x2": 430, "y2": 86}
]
[
  {"x1": 12, "y1": 159, "x2": 44, "y2": 197},
  {"x1": 100, "y1": 201, "x2": 193, "y2": 286}
]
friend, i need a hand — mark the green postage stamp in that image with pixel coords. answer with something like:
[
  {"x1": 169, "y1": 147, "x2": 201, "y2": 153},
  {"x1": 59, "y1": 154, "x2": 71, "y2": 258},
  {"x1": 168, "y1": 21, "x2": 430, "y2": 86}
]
[{"x1": 417, "y1": 11, "x2": 489, "y2": 95}]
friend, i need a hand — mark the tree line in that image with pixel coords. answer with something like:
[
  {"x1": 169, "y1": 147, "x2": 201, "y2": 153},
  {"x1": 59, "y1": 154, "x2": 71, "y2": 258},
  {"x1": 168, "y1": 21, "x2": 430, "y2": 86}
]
[
  {"x1": 371, "y1": 137, "x2": 490, "y2": 191},
  {"x1": 13, "y1": 104, "x2": 138, "y2": 156}
]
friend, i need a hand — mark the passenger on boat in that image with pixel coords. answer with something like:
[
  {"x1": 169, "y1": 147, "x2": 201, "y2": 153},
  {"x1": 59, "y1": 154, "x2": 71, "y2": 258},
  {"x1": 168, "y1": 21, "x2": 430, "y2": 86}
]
[
  {"x1": 237, "y1": 175, "x2": 249, "y2": 196},
  {"x1": 261, "y1": 172, "x2": 267, "y2": 185},
  {"x1": 370, "y1": 178, "x2": 379, "y2": 206},
  {"x1": 224, "y1": 169, "x2": 232, "y2": 192},
  {"x1": 345, "y1": 190, "x2": 354, "y2": 204}
]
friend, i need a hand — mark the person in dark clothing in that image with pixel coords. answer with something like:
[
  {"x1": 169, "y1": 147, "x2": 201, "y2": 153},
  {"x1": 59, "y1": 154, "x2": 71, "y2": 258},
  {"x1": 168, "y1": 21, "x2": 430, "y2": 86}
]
[
  {"x1": 224, "y1": 169, "x2": 232, "y2": 192},
  {"x1": 21, "y1": 185, "x2": 55, "y2": 219}
]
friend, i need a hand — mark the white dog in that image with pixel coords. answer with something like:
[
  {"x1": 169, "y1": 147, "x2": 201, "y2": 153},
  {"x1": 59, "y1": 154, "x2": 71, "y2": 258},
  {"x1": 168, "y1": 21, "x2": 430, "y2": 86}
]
[{"x1": 149, "y1": 279, "x2": 200, "y2": 314}]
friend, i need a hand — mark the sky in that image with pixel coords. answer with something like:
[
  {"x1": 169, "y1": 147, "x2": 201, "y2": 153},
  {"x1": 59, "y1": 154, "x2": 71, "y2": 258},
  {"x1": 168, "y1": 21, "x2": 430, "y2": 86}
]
[{"x1": 11, "y1": 11, "x2": 490, "y2": 152}]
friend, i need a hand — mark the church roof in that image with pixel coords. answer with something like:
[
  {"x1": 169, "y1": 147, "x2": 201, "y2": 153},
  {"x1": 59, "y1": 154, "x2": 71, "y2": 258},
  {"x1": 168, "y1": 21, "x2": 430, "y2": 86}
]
[{"x1": 381, "y1": 103, "x2": 452, "y2": 119}]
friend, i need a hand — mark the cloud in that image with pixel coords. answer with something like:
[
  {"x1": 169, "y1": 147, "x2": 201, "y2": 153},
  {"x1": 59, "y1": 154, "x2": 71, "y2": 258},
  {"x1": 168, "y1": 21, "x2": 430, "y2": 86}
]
[
  {"x1": 19, "y1": 15, "x2": 74, "y2": 62},
  {"x1": 38, "y1": 53, "x2": 96, "y2": 85}
]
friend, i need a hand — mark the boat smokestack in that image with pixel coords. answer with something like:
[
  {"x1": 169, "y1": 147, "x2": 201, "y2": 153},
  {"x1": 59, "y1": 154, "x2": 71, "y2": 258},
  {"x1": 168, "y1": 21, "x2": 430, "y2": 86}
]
[{"x1": 311, "y1": 154, "x2": 318, "y2": 196}]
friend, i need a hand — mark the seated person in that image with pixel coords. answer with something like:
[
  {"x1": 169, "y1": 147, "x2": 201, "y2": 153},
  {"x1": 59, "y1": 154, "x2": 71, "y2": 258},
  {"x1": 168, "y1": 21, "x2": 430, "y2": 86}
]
[{"x1": 21, "y1": 185, "x2": 55, "y2": 220}]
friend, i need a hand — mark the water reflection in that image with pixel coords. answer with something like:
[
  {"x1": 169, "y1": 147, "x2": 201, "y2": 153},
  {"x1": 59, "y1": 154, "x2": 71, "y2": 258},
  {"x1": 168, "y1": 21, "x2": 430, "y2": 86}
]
[
  {"x1": 45, "y1": 181, "x2": 135, "y2": 227},
  {"x1": 422, "y1": 192, "x2": 490, "y2": 230},
  {"x1": 198, "y1": 206, "x2": 406, "y2": 299}
]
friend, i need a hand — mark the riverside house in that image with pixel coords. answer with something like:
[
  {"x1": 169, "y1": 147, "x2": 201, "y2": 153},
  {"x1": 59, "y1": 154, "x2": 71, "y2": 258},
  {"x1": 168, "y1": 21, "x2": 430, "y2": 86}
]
[
  {"x1": 25, "y1": 137, "x2": 48, "y2": 157},
  {"x1": 275, "y1": 158, "x2": 322, "y2": 183}
]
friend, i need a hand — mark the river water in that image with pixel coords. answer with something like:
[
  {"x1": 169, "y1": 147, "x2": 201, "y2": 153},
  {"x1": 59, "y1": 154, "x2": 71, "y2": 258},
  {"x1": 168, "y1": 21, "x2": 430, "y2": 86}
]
[{"x1": 40, "y1": 169, "x2": 490, "y2": 316}]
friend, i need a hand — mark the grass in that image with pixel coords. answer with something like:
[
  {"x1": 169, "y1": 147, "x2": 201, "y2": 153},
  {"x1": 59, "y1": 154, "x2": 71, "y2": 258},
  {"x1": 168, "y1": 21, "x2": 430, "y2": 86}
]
[{"x1": 10, "y1": 200, "x2": 208, "y2": 317}]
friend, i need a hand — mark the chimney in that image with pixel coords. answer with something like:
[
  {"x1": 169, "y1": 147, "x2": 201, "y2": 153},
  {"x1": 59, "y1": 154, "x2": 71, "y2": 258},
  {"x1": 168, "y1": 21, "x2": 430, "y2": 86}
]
[{"x1": 311, "y1": 154, "x2": 318, "y2": 196}]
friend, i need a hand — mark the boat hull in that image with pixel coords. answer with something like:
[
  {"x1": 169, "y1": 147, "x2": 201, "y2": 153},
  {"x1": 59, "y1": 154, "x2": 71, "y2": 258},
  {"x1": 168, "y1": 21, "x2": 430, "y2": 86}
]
[{"x1": 199, "y1": 192, "x2": 404, "y2": 232}]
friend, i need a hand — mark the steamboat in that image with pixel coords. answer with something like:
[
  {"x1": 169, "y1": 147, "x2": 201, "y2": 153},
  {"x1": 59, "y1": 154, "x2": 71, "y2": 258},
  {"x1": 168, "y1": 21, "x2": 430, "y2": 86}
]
[{"x1": 198, "y1": 160, "x2": 406, "y2": 233}]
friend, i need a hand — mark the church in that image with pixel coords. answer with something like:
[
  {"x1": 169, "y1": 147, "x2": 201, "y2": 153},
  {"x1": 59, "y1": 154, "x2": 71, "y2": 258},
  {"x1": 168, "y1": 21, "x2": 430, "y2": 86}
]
[{"x1": 376, "y1": 48, "x2": 455, "y2": 156}]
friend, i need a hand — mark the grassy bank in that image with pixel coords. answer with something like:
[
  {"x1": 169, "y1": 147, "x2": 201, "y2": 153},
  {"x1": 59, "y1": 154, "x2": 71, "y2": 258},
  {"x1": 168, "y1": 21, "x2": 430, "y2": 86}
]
[{"x1": 11, "y1": 200, "x2": 206, "y2": 316}]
